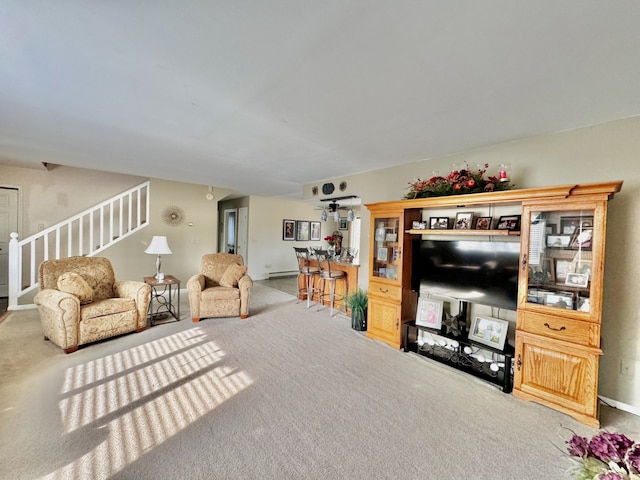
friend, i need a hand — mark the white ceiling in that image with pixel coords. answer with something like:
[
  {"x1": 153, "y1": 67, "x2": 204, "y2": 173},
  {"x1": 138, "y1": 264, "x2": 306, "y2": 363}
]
[{"x1": 1, "y1": 2, "x2": 639, "y2": 197}]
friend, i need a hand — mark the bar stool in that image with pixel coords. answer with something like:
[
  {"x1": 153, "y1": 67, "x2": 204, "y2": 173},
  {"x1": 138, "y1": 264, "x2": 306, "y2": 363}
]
[
  {"x1": 294, "y1": 247, "x2": 320, "y2": 308},
  {"x1": 314, "y1": 249, "x2": 348, "y2": 317}
]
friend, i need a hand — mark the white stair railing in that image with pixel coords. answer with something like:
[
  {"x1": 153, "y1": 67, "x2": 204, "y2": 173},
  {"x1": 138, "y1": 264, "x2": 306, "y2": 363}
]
[{"x1": 8, "y1": 181, "x2": 150, "y2": 309}]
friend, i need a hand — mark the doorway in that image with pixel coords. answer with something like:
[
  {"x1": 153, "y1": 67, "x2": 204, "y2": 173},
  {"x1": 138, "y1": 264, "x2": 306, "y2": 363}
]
[{"x1": 0, "y1": 187, "x2": 19, "y2": 299}]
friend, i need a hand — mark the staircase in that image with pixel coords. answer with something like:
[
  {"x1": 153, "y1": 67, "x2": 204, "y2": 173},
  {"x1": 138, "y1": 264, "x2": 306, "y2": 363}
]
[{"x1": 7, "y1": 181, "x2": 150, "y2": 309}]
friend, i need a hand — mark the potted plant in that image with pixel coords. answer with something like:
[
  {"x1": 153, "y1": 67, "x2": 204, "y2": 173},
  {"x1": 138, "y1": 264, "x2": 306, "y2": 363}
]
[{"x1": 346, "y1": 288, "x2": 368, "y2": 331}]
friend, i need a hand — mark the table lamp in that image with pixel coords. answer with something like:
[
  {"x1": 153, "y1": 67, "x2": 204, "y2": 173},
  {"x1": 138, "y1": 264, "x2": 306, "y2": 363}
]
[{"x1": 145, "y1": 236, "x2": 172, "y2": 280}]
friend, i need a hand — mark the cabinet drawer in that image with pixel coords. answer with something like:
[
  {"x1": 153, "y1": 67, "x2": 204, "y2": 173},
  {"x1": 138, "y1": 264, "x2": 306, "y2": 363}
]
[
  {"x1": 518, "y1": 311, "x2": 600, "y2": 347},
  {"x1": 368, "y1": 280, "x2": 402, "y2": 301}
]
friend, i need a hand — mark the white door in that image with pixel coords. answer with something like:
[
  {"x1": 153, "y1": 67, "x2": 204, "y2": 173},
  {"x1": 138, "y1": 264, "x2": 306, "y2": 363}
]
[
  {"x1": 0, "y1": 188, "x2": 19, "y2": 297},
  {"x1": 237, "y1": 207, "x2": 248, "y2": 262},
  {"x1": 223, "y1": 209, "x2": 237, "y2": 254}
]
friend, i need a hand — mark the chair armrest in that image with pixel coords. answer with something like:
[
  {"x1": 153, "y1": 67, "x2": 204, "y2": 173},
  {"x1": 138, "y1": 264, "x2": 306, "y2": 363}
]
[
  {"x1": 238, "y1": 274, "x2": 253, "y2": 317},
  {"x1": 114, "y1": 280, "x2": 152, "y2": 328},
  {"x1": 34, "y1": 289, "x2": 81, "y2": 349},
  {"x1": 187, "y1": 274, "x2": 205, "y2": 319}
]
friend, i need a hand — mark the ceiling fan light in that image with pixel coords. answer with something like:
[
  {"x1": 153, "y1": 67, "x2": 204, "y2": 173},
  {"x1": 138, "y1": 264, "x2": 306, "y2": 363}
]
[
  {"x1": 347, "y1": 209, "x2": 354, "y2": 222},
  {"x1": 333, "y1": 210, "x2": 340, "y2": 222},
  {"x1": 321, "y1": 210, "x2": 327, "y2": 222}
]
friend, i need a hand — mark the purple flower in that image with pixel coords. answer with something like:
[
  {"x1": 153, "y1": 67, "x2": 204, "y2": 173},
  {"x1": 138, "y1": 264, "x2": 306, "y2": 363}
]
[
  {"x1": 567, "y1": 434, "x2": 590, "y2": 457},
  {"x1": 598, "y1": 473, "x2": 624, "y2": 480},
  {"x1": 625, "y1": 443, "x2": 640, "y2": 472},
  {"x1": 589, "y1": 433, "x2": 634, "y2": 463}
]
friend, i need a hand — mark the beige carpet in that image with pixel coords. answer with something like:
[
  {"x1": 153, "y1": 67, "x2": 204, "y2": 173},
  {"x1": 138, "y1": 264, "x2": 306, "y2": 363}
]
[{"x1": 0, "y1": 284, "x2": 638, "y2": 480}]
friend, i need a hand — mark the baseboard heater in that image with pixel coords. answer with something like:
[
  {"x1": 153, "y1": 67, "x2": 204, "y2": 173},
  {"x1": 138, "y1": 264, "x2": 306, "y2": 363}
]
[{"x1": 267, "y1": 270, "x2": 298, "y2": 279}]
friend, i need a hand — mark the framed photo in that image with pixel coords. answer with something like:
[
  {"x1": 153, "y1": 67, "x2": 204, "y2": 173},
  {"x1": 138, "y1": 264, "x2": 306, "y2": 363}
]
[
  {"x1": 555, "y1": 259, "x2": 573, "y2": 282},
  {"x1": 339, "y1": 217, "x2": 348, "y2": 230},
  {"x1": 547, "y1": 235, "x2": 571, "y2": 248},
  {"x1": 545, "y1": 223, "x2": 557, "y2": 235},
  {"x1": 283, "y1": 219, "x2": 295, "y2": 241},
  {"x1": 416, "y1": 298, "x2": 444, "y2": 329},
  {"x1": 565, "y1": 272, "x2": 589, "y2": 288},
  {"x1": 475, "y1": 216, "x2": 492, "y2": 230},
  {"x1": 469, "y1": 315, "x2": 509, "y2": 351},
  {"x1": 385, "y1": 233, "x2": 397, "y2": 242},
  {"x1": 569, "y1": 228, "x2": 593, "y2": 249},
  {"x1": 377, "y1": 247, "x2": 388, "y2": 261},
  {"x1": 545, "y1": 292, "x2": 573, "y2": 309},
  {"x1": 310, "y1": 221, "x2": 321, "y2": 241},
  {"x1": 573, "y1": 260, "x2": 591, "y2": 276},
  {"x1": 412, "y1": 221, "x2": 427, "y2": 230},
  {"x1": 296, "y1": 220, "x2": 310, "y2": 241},
  {"x1": 529, "y1": 258, "x2": 555, "y2": 284},
  {"x1": 429, "y1": 217, "x2": 450, "y2": 230},
  {"x1": 454, "y1": 212, "x2": 474, "y2": 230},
  {"x1": 561, "y1": 216, "x2": 593, "y2": 235},
  {"x1": 496, "y1": 215, "x2": 521, "y2": 231}
]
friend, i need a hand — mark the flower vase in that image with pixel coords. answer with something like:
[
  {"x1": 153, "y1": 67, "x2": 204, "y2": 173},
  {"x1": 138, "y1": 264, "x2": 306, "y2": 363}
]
[{"x1": 327, "y1": 246, "x2": 335, "y2": 257}]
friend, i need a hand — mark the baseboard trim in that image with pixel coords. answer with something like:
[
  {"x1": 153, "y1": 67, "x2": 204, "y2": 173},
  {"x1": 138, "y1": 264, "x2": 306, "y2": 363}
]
[{"x1": 599, "y1": 395, "x2": 640, "y2": 417}]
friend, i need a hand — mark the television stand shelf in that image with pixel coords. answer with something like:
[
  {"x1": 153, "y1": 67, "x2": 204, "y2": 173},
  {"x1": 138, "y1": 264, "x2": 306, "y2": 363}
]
[{"x1": 402, "y1": 322, "x2": 514, "y2": 393}]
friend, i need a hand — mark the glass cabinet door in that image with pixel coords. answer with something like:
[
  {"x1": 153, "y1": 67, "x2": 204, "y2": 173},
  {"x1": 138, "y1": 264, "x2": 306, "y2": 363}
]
[
  {"x1": 372, "y1": 216, "x2": 400, "y2": 281},
  {"x1": 524, "y1": 208, "x2": 594, "y2": 312}
]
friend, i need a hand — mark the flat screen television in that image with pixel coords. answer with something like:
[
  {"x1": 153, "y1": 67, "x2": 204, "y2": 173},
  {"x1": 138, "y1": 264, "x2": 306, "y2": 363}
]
[{"x1": 411, "y1": 239, "x2": 520, "y2": 311}]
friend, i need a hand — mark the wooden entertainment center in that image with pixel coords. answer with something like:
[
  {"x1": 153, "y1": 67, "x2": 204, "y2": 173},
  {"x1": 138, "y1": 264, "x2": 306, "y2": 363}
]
[{"x1": 365, "y1": 181, "x2": 622, "y2": 427}]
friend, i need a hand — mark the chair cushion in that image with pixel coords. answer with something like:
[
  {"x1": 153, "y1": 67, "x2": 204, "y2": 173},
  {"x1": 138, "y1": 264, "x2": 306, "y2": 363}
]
[
  {"x1": 219, "y1": 264, "x2": 247, "y2": 288},
  {"x1": 57, "y1": 272, "x2": 94, "y2": 304},
  {"x1": 201, "y1": 286, "x2": 241, "y2": 301},
  {"x1": 81, "y1": 297, "x2": 137, "y2": 320}
]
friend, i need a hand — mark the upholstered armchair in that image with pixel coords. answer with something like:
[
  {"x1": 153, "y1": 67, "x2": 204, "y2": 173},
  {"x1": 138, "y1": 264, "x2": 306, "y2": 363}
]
[
  {"x1": 187, "y1": 253, "x2": 252, "y2": 321},
  {"x1": 34, "y1": 256, "x2": 151, "y2": 353}
]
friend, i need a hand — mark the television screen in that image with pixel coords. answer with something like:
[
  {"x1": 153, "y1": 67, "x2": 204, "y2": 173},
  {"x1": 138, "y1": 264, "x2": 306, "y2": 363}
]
[{"x1": 412, "y1": 239, "x2": 520, "y2": 310}]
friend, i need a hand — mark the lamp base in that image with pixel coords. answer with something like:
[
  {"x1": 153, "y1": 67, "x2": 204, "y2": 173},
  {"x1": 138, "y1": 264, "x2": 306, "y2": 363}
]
[{"x1": 156, "y1": 272, "x2": 165, "y2": 281}]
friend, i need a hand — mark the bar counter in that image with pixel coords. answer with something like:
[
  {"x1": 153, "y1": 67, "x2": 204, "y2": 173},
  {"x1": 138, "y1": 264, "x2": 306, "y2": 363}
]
[{"x1": 297, "y1": 260, "x2": 359, "y2": 315}]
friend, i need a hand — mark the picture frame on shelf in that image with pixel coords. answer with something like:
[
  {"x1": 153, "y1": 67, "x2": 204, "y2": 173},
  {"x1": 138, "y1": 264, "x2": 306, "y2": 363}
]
[
  {"x1": 415, "y1": 298, "x2": 444, "y2": 330},
  {"x1": 377, "y1": 247, "x2": 388, "y2": 261},
  {"x1": 454, "y1": 212, "x2": 474, "y2": 230},
  {"x1": 555, "y1": 259, "x2": 573, "y2": 282},
  {"x1": 560, "y1": 216, "x2": 594, "y2": 235},
  {"x1": 412, "y1": 221, "x2": 427, "y2": 230},
  {"x1": 547, "y1": 235, "x2": 572, "y2": 248},
  {"x1": 572, "y1": 260, "x2": 592, "y2": 276},
  {"x1": 565, "y1": 272, "x2": 589, "y2": 288},
  {"x1": 545, "y1": 223, "x2": 557, "y2": 235},
  {"x1": 545, "y1": 292, "x2": 573, "y2": 309},
  {"x1": 310, "y1": 221, "x2": 321, "y2": 241},
  {"x1": 283, "y1": 219, "x2": 295, "y2": 241},
  {"x1": 296, "y1": 220, "x2": 310, "y2": 241},
  {"x1": 468, "y1": 315, "x2": 509, "y2": 351},
  {"x1": 429, "y1": 217, "x2": 449, "y2": 230},
  {"x1": 496, "y1": 215, "x2": 521, "y2": 231},
  {"x1": 569, "y1": 228, "x2": 593, "y2": 249},
  {"x1": 475, "y1": 216, "x2": 492, "y2": 230},
  {"x1": 338, "y1": 217, "x2": 348, "y2": 230},
  {"x1": 385, "y1": 232, "x2": 398, "y2": 242}
]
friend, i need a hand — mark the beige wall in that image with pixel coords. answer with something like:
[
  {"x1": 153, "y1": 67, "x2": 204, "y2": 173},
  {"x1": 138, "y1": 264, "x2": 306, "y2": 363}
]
[{"x1": 310, "y1": 116, "x2": 640, "y2": 412}]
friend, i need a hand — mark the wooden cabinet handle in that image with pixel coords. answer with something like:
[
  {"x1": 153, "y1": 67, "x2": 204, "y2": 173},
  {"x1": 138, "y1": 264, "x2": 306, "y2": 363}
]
[
  {"x1": 379, "y1": 287, "x2": 389, "y2": 293},
  {"x1": 521, "y1": 253, "x2": 528, "y2": 272},
  {"x1": 544, "y1": 322, "x2": 566, "y2": 332},
  {"x1": 517, "y1": 354, "x2": 522, "y2": 371}
]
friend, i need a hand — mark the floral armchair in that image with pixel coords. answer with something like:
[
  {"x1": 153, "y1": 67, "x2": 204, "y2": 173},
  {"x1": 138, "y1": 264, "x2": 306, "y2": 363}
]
[
  {"x1": 187, "y1": 253, "x2": 252, "y2": 321},
  {"x1": 34, "y1": 256, "x2": 151, "y2": 353}
]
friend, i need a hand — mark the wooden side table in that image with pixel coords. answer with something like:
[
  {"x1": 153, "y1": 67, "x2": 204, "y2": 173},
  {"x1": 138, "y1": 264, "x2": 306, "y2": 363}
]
[{"x1": 144, "y1": 275, "x2": 180, "y2": 325}]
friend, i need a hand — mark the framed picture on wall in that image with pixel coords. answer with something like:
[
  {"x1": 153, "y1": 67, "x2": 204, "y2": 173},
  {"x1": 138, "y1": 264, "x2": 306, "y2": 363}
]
[
  {"x1": 310, "y1": 221, "x2": 321, "y2": 241},
  {"x1": 283, "y1": 219, "x2": 295, "y2": 241},
  {"x1": 339, "y1": 217, "x2": 348, "y2": 230},
  {"x1": 296, "y1": 221, "x2": 310, "y2": 241}
]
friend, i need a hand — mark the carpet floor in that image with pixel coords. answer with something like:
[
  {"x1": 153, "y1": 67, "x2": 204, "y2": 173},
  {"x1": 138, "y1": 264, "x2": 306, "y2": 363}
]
[{"x1": 0, "y1": 284, "x2": 638, "y2": 480}]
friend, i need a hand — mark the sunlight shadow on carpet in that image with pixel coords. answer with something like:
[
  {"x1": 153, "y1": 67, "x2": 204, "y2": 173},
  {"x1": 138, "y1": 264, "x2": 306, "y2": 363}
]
[{"x1": 42, "y1": 327, "x2": 254, "y2": 479}]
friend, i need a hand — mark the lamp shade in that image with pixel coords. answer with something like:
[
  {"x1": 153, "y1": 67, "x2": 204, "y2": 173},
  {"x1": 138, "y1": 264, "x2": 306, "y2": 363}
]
[{"x1": 145, "y1": 236, "x2": 172, "y2": 255}]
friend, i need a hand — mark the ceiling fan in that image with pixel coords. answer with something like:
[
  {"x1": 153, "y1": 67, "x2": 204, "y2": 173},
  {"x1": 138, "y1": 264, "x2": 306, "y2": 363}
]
[{"x1": 317, "y1": 195, "x2": 358, "y2": 222}]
